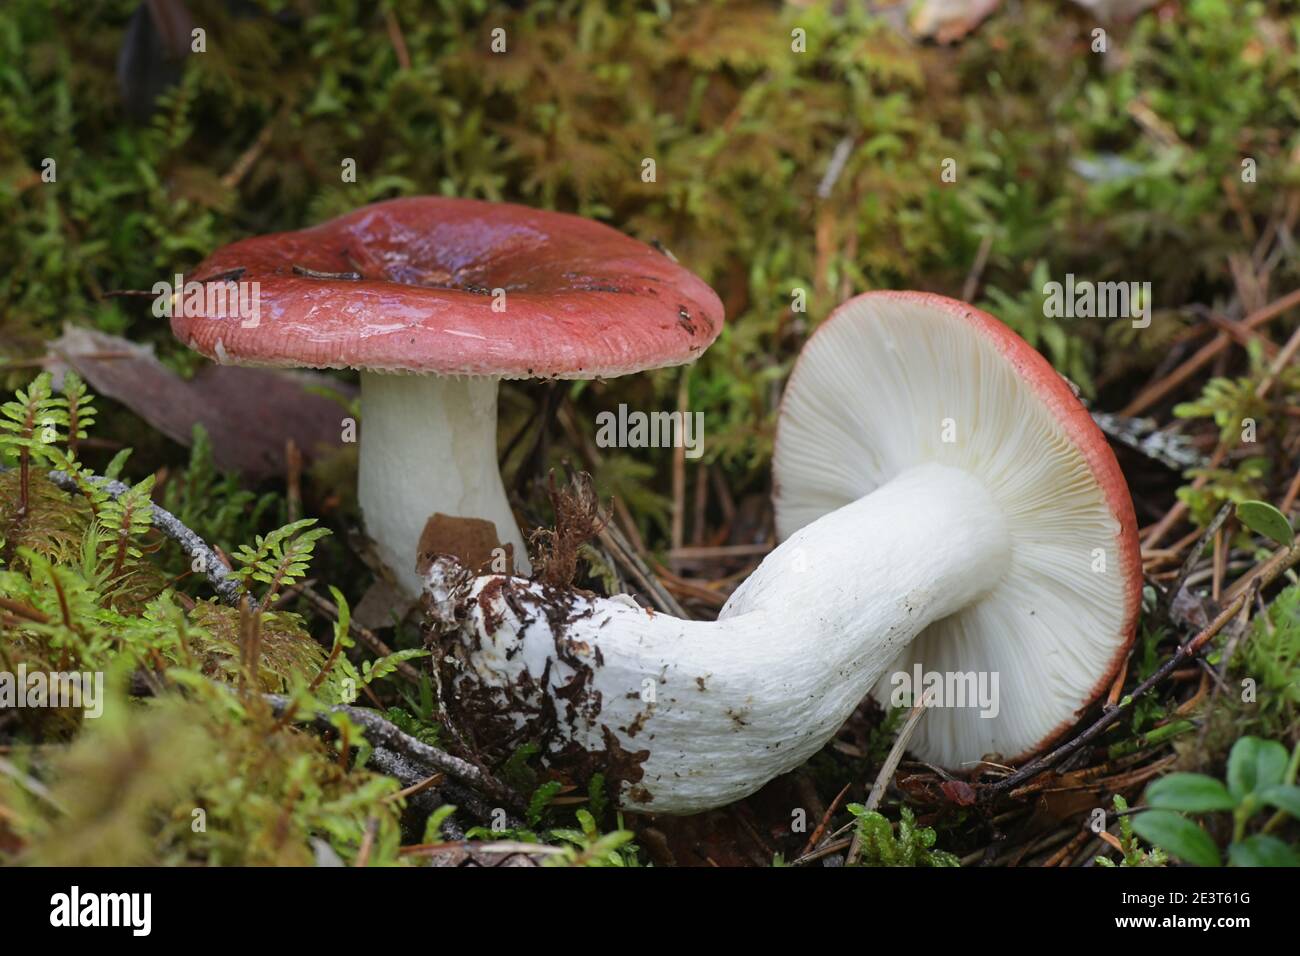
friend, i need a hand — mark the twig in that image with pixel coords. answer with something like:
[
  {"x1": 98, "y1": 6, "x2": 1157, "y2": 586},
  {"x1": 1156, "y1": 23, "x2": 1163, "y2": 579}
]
[
  {"x1": 800, "y1": 782, "x2": 851, "y2": 858},
  {"x1": 816, "y1": 136, "x2": 855, "y2": 200},
  {"x1": 961, "y1": 232, "x2": 994, "y2": 303},
  {"x1": 1199, "y1": 307, "x2": 1277, "y2": 357},
  {"x1": 692, "y1": 463, "x2": 709, "y2": 547},
  {"x1": 791, "y1": 835, "x2": 853, "y2": 866},
  {"x1": 1143, "y1": 310, "x2": 1300, "y2": 547},
  {"x1": 1121, "y1": 286, "x2": 1300, "y2": 417},
  {"x1": 0, "y1": 755, "x2": 65, "y2": 812},
  {"x1": 383, "y1": 6, "x2": 411, "y2": 70},
  {"x1": 1280, "y1": 462, "x2": 1300, "y2": 515},
  {"x1": 390, "y1": 772, "x2": 445, "y2": 803},
  {"x1": 292, "y1": 265, "x2": 363, "y2": 281},
  {"x1": 1254, "y1": 318, "x2": 1300, "y2": 398},
  {"x1": 1105, "y1": 656, "x2": 1129, "y2": 708},
  {"x1": 220, "y1": 118, "x2": 276, "y2": 191},
  {"x1": 553, "y1": 401, "x2": 688, "y2": 616},
  {"x1": 263, "y1": 693, "x2": 522, "y2": 811},
  {"x1": 1219, "y1": 593, "x2": 1258, "y2": 684},
  {"x1": 598, "y1": 517, "x2": 690, "y2": 618},
  {"x1": 845, "y1": 694, "x2": 929, "y2": 863},
  {"x1": 667, "y1": 542, "x2": 773, "y2": 562},
  {"x1": 670, "y1": 371, "x2": 688, "y2": 554},
  {"x1": 285, "y1": 438, "x2": 301, "y2": 523},
  {"x1": 653, "y1": 567, "x2": 729, "y2": 609},
  {"x1": 1212, "y1": 526, "x2": 1226, "y2": 602},
  {"x1": 39, "y1": 465, "x2": 427, "y2": 687},
  {"x1": 354, "y1": 817, "x2": 379, "y2": 867},
  {"x1": 1159, "y1": 501, "x2": 1231, "y2": 622},
  {"x1": 1042, "y1": 828, "x2": 1093, "y2": 867},
  {"x1": 368, "y1": 747, "x2": 467, "y2": 837}
]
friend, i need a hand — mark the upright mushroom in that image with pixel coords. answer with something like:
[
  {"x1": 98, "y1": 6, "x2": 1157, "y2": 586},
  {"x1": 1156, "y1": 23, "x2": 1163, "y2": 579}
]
[
  {"x1": 424, "y1": 291, "x2": 1141, "y2": 814},
  {"x1": 171, "y1": 197, "x2": 723, "y2": 596}
]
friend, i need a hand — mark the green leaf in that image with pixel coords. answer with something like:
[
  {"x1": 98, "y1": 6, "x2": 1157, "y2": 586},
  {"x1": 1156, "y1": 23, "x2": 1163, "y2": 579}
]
[
  {"x1": 1131, "y1": 810, "x2": 1221, "y2": 867},
  {"x1": 328, "y1": 585, "x2": 352, "y2": 650},
  {"x1": 587, "y1": 772, "x2": 609, "y2": 823},
  {"x1": 421, "y1": 805, "x2": 458, "y2": 844},
  {"x1": 1145, "y1": 773, "x2": 1238, "y2": 812},
  {"x1": 1226, "y1": 736, "x2": 1289, "y2": 799},
  {"x1": 1258, "y1": 784, "x2": 1300, "y2": 820},
  {"x1": 1235, "y1": 500, "x2": 1294, "y2": 547},
  {"x1": 1227, "y1": 835, "x2": 1300, "y2": 867},
  {"x1": 103, "y1": 448, "x2": 132, "y2": 480},
  {"x1": 360, "y1": 649, "x2": 428, "y2": 686},
  {"x1": 526, "y1": 780, "x2": 563, "y2": 827},
  {"x1": 232, "y1": 519, "x2": 331, "y2": 600}
]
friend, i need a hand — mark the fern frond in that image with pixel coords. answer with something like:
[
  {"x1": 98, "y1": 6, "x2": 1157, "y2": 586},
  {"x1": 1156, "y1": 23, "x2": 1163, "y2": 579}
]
[
  {"x1": 97, "y1": 475, "x2": 156, "y2": 579},
  {"x1": 230, "y1": 518, "x2": 331, "y2": 603}
]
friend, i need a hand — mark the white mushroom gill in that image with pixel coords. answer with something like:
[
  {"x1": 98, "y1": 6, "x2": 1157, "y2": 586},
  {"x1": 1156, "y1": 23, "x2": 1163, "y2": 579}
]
[
  {"x1": 427, "y1": 463, "x2": 1010, "y2": 815},
  {"x1": 359, "y1": 370, "x2": 531, "y2": 598},
  {"x1": 773, "y1": 294, "x2": 1131, "y2": 768}
]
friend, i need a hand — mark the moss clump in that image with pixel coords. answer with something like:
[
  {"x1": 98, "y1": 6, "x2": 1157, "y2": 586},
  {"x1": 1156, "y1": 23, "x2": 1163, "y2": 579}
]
[
  {"x1": 3, "y1": 685, "x2": 403, "y2": 867},
  {"x1": 846, "y1": 805, "x2": 960, "y2": 868}
]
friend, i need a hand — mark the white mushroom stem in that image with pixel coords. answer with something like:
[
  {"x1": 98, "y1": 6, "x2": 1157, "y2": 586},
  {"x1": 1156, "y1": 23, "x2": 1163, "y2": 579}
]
[
  {"x1": 427, "y1": 462, "x2": 1011, "y2": 814},
  {"x1": 360, "y1": 370, "x2": 531, "y2": 598}
]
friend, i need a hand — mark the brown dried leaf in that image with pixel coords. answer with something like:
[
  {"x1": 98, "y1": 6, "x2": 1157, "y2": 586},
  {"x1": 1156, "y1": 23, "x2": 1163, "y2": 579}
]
[{"x1": 45, "y1": 325, "x2": 353, "y2": 480}]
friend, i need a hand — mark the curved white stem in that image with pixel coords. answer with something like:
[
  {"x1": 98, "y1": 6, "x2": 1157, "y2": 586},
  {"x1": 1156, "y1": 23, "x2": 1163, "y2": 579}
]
[
  {"x1": 360, "y1": 371, "x2": 531, "y2": 598},
  {"x1": 428, "y1": 463, "x2": 1010, "y2": 814}
]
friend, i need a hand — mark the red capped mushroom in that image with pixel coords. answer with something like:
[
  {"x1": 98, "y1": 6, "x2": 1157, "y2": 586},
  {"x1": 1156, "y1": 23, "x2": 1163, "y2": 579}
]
[{"x1": 171, "y1": 197, "x2": 723, "y2": 595}]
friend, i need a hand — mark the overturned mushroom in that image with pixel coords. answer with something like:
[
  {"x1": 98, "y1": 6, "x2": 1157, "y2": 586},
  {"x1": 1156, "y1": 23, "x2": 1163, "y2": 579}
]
[
  {"x1": 425, "y1": 292, "x2": 1141, "y2": 814},
  {"x1": 171, "y1": 197, "x2": 723, "y2": 596}
]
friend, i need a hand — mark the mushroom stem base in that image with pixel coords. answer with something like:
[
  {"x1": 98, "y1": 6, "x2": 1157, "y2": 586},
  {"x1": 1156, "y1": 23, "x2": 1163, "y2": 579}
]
[
  {"x1": 428, "y1": 463, "x2": 1013, "y2": 812},
  {"x1": 359, "y1": 371, "x2": 530, "y2": 597}
]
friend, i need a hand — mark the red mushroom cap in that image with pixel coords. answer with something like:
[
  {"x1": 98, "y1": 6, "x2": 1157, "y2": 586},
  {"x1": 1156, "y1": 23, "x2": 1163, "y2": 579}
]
[{"x1": 170, "y1": 197, "x2": 724, "y2": 378}]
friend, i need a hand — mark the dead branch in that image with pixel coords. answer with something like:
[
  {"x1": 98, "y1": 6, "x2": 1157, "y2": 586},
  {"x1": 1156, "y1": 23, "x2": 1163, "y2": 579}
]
[{"x1": 262, "y1": 693, "x2": 523, "y2": 813}]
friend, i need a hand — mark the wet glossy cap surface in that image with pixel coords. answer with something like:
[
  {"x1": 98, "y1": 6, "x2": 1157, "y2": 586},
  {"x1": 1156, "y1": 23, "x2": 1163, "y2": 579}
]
[{"x1": 171, "y1": 197, "x2": 724, "y2": 378}]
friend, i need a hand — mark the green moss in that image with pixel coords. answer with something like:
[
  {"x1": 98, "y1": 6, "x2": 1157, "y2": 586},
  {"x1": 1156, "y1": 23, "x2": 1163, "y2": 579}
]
[
  {"x1": 4, "y1": 0, "x2": 1300, "y2": 866},
  {"x1": 5, "y1": 686, "x2": 405, "y2": 866},
  {"x1": 846, "y1": 805, "x2": 959, "y2": 868}
]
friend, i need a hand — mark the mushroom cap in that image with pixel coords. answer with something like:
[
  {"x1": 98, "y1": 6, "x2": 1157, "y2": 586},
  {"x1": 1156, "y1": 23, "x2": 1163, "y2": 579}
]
[
  {"x1": 773, "y1": 291, "x2": 1141, "y2": 768},
  {"x1": 170, "y1": 197, "x2": 724, "y2": 378}
]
